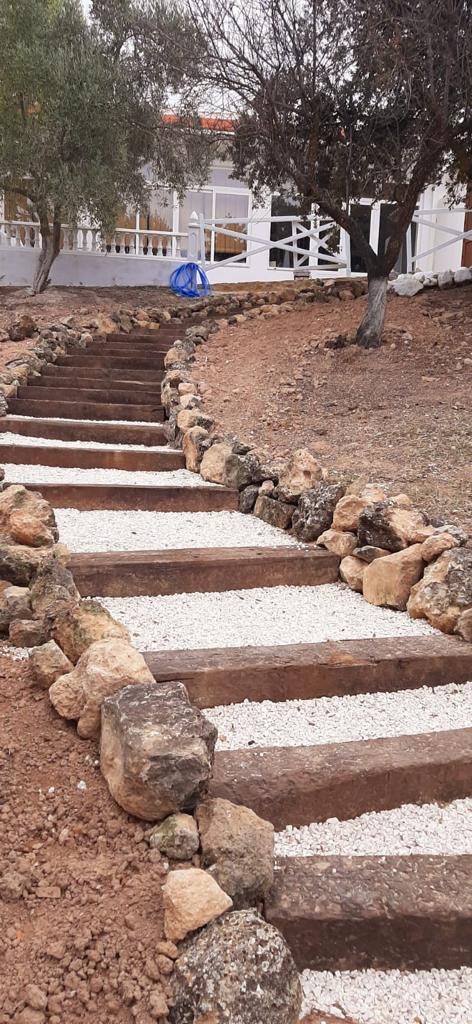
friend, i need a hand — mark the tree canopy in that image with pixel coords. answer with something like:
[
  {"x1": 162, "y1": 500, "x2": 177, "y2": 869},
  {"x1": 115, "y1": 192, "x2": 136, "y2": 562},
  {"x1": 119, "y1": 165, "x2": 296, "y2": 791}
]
[
  {"x1": 192, "y1": 0, "x2": 472, "y2": 344},
  {"x1": 0, "y1": 0, "x2": 212, "y2": 291}
]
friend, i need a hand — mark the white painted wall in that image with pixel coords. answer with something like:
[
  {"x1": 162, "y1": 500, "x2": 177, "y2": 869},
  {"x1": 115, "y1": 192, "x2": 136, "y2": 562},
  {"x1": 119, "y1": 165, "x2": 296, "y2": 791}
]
[{"x1": 0, "y1": 247, "x2": 183, "y2": 288}]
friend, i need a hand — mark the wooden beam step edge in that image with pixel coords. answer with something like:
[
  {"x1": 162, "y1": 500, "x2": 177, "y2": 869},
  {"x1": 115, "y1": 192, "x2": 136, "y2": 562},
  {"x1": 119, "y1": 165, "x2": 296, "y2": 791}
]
[
  {"x1": 210, "y1": 726, "x2": 472, "y2": 828},
  {"x1": 0, "y1": 444, "x2": 184, "y2": 472},
  {"x1": 266, "y1": 853, "x2": 472, "y2": 970},
  {"x1": 0, "y1": 417, "x2": 167, "y2": 445},
  {"x1": 144, "y1": 634, "x2": 472, "y2": 707},
  {"x1": 68, "y1": 546, "x2": 339, "y2": 595},
  {"x1": 17, "y1": 485, "x2": 239, "y2": 514}
]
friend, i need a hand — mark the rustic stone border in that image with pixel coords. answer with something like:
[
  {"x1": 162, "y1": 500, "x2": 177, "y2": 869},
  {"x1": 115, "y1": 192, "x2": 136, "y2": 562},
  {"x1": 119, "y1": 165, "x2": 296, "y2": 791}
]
[{"x1": 159, "y1": 279, "x2": 472, "y2": 643}]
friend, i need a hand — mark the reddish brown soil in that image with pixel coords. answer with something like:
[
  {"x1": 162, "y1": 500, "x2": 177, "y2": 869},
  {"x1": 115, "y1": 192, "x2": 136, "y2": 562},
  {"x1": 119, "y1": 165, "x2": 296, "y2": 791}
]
[
  {"x1": 0, "y1": 649, "x2": 173, "y2": 1024},
  {"x1": 195, "y1": 286, "x2": 472, "y2": 531}
]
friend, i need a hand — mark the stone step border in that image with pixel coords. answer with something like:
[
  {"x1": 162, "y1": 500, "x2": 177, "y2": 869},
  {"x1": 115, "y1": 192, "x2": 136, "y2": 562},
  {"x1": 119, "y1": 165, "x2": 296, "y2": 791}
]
[
  {"x1": 0, "y1": 442, "x2": 185, "y2": 472},
  {"x1": 1, "y1": 416, "x2": 168, "y2": 445},
  {"x1": 159, "y1": 281, "x2": 472, "y2": 645},
  {"x1": 211, "y1": 727, "x2": 472, "y2": 828},
  {"x1": 16, "y1": 481, "x2": 239, "y2": 512},
  {"x1": 266, "y1": 853, "x2": 472, "y2": 970},
  {"x1": 144, "y1": 633, "x2": 472, "y2": 708},
  {"x1": 69, "y1": 545, "x2": 339, "y2": 597}
]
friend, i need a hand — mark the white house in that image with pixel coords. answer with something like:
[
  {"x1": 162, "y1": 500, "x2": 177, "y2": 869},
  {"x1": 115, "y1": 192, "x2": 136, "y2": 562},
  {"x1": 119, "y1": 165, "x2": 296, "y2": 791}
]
[{"x1": 0, "y1": 123, "x2": 470, "y2": 289}]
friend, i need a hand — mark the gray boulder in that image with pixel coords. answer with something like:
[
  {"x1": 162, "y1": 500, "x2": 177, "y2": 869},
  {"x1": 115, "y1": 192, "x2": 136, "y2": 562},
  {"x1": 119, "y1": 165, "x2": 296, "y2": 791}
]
[
  {"x1": 169, "y1": 910, "x2": 302, "y2": 1024},
  {"x1": 100, "y1": 681, "x2": 217, "y2": 821},
  {"x1": 292, "y1": 483, "x2": 345, "y2": 541}
]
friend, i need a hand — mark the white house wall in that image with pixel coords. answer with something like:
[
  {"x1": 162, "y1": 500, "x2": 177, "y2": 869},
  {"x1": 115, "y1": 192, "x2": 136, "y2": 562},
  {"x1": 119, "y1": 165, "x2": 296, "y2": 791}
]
[{"x1": 415, "y1": 185, "x2": 466, "y2": 273}]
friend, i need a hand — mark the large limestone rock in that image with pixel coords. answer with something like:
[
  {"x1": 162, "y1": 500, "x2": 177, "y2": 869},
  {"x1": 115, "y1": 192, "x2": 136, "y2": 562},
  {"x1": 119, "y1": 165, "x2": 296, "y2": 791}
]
[
  {"x1": 421, "y1": 528, "x2": 465, "y2": 563},
  {"x1": 51, "y1": 599, "x2": 129, "y2": 663},
  {"x1": 457, "y1": 608, "x2": 472, "y2": 642},
  {"x1": 292, "y1": 483, "x2": 345, "y2": 541},
  {"x1": 331, "y1": 485, "x2": 387, "y2": 532},
  {"x1": 358, "y1": 501, "x2": 429, "y2": 552},
  {"x1": 316, "y1": 529, "x2": 357, "y2": 558},
  {"x1": 29, "y1": 640, "x2": 73, "y2": 689},
  {"x1": 391, "y1": 275, "x2": 424, "y2": 297},
  {"x1": 197, "y1": 797, "x2": 274, "y2": 907},
  {"x1": 200, "y1": 442, "x2": 233, "y2": 483},
  {"x1": 29, "y1": 558, "x2": 79, "y2": 622},
  {"x1": 0, "y1": 585, "x2": 32, "y2": 634},
  {"x1": 182, "y1": 426, "x2": 209, "y2": 473},
  {"x1": 363, "y1": 544, "x2": 424, "y2": 610},
  {"x1": 148, "y1": 813, "x2": 200, "y2": 860},
  {"x1": 277, "y1": 449, "x2": 323, "y2": 503},
  {"x1": 100, "y1": 681, "x2": 217, "y2": 820},
  {"x1": 169, "y1": 910, "x2": 302, "y2": 1024},
  {"x1": 0, "y1": 485, "x2": 58, "y2": 548},
  {"x1": 254, "y1": 494, "x2": 293, "y2": 530},
  {"x1": 407, "y1": 548, "x2": 472, "y2": 633},
  {"x1": 222, "y1": 452, "x2": 262, "y2": 491},
  {"x1": 9, "y1": 618, "x2": 48, "y2": 647},
  {"x1": 163, "y1": 868, "x2": 232, "y2": 942},
  {"x1": 49, "y1": 638, "x2": 154, "y2": 738},
  {"x1": 339, "y1": 555, "x2": 366, "y2": 592},
  {"x1": 0, "y1": 541, "x2": 66, "y2": 586}
]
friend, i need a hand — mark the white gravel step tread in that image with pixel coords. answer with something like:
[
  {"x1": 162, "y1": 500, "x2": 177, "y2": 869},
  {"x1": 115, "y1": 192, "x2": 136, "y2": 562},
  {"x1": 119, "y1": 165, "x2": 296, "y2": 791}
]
[
  {"x1": 100, "y1": 583, "x2": 436, "y2": 652},
  {"x1": 301, "y1": 967, "x2": 472, "y2": 1024},
  {"x1": 0, "y1": 432, "x2": 175, "y2": 452},
  {"x1": 9, "y1": 414, "x2": 167, "y2": 426},
  {"x1": 3, "y1": 464, "x2": 219, "y2": 487},
  {"x1": 206, "y1": 681, "x2": 472, "y2": 750},
  {"x1": 55, "y1": 509, "x2": 298, "y2": 551},
  {"x1": 275, "y1": 797, "x2": 472, "y2": 856}
]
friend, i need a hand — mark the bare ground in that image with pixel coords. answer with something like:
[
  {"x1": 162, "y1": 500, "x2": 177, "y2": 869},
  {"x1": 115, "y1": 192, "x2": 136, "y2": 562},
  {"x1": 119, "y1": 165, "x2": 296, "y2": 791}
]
[
  {"x1": 194, "y1": 286, "x2": 472, "y2": 532},
  {"x1": 0, "y1": 650, "x2": 174, "y2": 1024}
]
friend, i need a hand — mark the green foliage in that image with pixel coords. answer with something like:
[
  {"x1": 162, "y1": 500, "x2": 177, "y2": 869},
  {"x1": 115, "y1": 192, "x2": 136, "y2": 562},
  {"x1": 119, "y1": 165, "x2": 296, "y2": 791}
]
[{"x1": 0, "y1": 0, "x2": 211, "y2": 232}]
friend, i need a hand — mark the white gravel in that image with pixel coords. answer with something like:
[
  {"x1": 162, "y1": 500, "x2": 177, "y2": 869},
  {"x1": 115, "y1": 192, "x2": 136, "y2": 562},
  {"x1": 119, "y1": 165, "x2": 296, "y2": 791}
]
[
  {"x1": 206, "y1": 681, "x2": 472, "y2": 750},
  {"x1": 0, "y1": 432, "x2": 173, "y2": 452},
  {"x1": 9, "y1": 414, "x2": 166, "y2": 426},
  {"x1": 55, "y1": 509, "x2": 298, "y2": 551},
  {"x1": 275, "y1": 797, "x2": 472, "y2": 856},
  {"x1": 101, "y1": 583, "x2": 436, "y2": 652},
  {"x1": 301, "y1": 967, "x2": 472, "y2": 1024},
  {"x1": 3, "y1": 464, "x2": 218, "y2": 487},
  {"x1": 0, "y1": 642, "x2": 30, "y2": 661}
]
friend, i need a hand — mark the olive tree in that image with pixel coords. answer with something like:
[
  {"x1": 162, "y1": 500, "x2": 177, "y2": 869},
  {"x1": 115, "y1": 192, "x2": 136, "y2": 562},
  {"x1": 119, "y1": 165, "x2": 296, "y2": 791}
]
[
  {"x1": 0, "y1": 0, "x2": 211, "y2": 293},
  {"x1": 192, "y1": 0, "x2": 472, "y2": 346}
]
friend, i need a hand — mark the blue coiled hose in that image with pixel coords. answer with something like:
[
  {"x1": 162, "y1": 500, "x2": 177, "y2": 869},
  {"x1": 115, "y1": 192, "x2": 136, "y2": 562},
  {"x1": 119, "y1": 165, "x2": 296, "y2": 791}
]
[{"x1": 170, "y1": 261, "x2": 211, "y2": 298}]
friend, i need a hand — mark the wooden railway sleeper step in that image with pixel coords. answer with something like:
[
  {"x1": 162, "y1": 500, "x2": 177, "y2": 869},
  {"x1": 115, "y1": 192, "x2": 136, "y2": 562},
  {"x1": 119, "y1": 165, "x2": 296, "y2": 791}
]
[
  {"x1": 266, "y1": 853, "x2": 472, "y2": 970},
  {"x1": 1, "y1": 416, "x2": 167, "y2": 445}
]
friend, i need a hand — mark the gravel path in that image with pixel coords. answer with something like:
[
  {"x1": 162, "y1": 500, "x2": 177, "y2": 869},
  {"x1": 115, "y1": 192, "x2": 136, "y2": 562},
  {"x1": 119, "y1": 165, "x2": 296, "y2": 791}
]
[
  {"x1": 301, "y1": 967, "x2": 472, "y2": 1024},
  {"x1": 206, "y1": 681, "x2": 472, "y2": 750},
  {"x1": 0, "y1": 432, "x2": 173, "y2": 452},
  {"x1": 55, "y1": 509, "x2": 298, "y2": 552},
  {"x1": 275, "y1": 797, "x2": 472, "y2": 856},
  {"x1": 3, "y1": 464, "x2": 218, "y2": 487},
  {"x1": 101, "y1": 584, "x2": 436, "y2": 652}
]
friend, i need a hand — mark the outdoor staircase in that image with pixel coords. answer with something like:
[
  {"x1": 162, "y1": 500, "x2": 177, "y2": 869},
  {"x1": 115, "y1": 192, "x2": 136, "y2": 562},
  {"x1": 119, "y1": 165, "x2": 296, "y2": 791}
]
[{"x1": 4, "y1": 319, "x2": 472, "y2": 1003}]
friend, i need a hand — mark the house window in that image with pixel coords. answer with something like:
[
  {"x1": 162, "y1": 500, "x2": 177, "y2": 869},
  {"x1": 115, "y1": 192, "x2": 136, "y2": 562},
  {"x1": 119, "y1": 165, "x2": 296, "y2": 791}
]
[{"x1": 213, "y1": 191, "x2": 249, "y2": 262}]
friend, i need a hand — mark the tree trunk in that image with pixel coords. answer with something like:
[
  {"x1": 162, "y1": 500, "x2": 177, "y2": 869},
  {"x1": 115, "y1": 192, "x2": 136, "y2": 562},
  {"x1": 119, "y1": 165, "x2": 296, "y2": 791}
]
[
  {"x1": 29, "y1": 218, "x2": 61, "y2": 295},
  {"x1": 355, "y1": 274, "x2": 388, "y2": 348}
]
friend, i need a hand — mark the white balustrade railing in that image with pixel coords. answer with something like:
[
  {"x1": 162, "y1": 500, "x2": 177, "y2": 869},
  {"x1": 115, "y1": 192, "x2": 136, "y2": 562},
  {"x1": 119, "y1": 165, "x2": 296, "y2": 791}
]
[{"x1": 0, "y1": 220, "x2": 187, "y2": 259}]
